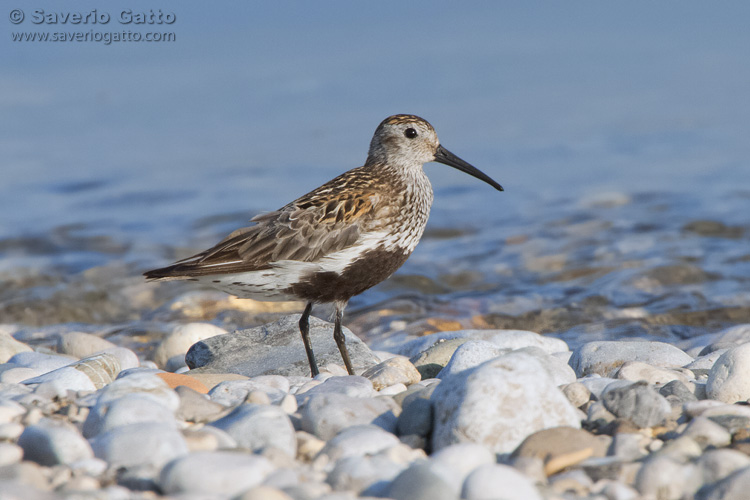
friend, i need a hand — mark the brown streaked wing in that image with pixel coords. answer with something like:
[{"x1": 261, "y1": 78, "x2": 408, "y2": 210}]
[{"x1": 151, "y1": 188, "x2": 382, "y2": 277}]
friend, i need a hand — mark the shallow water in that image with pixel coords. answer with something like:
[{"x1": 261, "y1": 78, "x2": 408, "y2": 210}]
[{"x1": 2, "y1": 2, "x2": 749, "y2": 357}]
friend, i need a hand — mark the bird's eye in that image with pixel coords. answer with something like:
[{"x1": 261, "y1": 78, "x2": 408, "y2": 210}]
[{"x1": 404, "y1": 128, "x2": 418, "y2": 139}]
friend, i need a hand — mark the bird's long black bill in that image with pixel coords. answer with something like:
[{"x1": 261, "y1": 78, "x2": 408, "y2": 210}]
[{"x1": 434, "y1": 145, "x2": 504, "y2": 191}]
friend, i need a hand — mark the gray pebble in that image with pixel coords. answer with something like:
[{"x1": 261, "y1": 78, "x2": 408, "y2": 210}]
[
  {"x1": 0, "y1": 442, "x2": 23, "y2": 466},
  {"x1": 329, "y1": 454, "x2": 407, "y2": 496},
  {"x1": 696, "y1": 466, "x2": 750, "y2": 500},
  {"x1": 462, "y1": 463, "x2": 543, "y2": 500},
  {"x1": 209, "y1": 403, "x2": 296, "y2": 457},
  {"x1": 397, "y1": 397, "x2": 433, "y2": 437},
  {"x1": 437, "y1": 340, "x2": 506, "y2": 379},
  {"x1": 431, "y1": 352, "x2": 580, "y2": 453},
  {"x1": 300, "y1": 393, "x2": 399, "y2": 440},
  {"x1": 569, "y1": 341, "x2": 693, "y2": 378},
  {"x1": 7, "y1": 351, "x2": 76, "y2": 372},
  {"x1": 90, "y1": 422, "x2": 188, "y2": 469},
  {"x1": 360, "y1": 356, "x2": 421, "y2": 390},
  {"x1": 152, "y1": 322, "x2": 228, "y2": 369},
  {"x1": 386, "y1": 462, "x2": 458, "y2": 500},
  {"x1": 561, "y1": 382, "x2": 591, "y2": 408},
  {"x1": 83, "y1": 393, "x2": 177, "y2": 438},
  {"x1": 430, "y1": 443, "x2": 495, "y2": 493},
  {"x1": 175, "y1": 385, "x2": 229, "y2": 423},
  {"x1": 159, "y1": 451, "x2": 275, "y2": 496},
  {"x1": 298, "y1": 376, "x2": 375, "y2": 400},
  {"x1": 209, "y1": 379, "x2": 288, "y2": 406},
  {"x1": 601, "y1": 381, "x2": 671, "y2": 428},
  {"x1": 318, "y1": 425, "x2": 400, "y2": 462},
  {"x1": 17, "y1": 417, "x2": 93, "y2": 466},
  {"x1": 186, "y1": 315, "x2": 379, "y2": 377},
  {"x1": 57, "y1": 331, "x2": 117, "y2": 358},
  {"x1": 659, "y1": 379, "x2": 698, "y2": 404},
  {"x1": 0, "y1": 332, "x2": 32, "y2": 363},
  {"x1": 682, "y1": 417, "x2": 731, "y2": 449}
]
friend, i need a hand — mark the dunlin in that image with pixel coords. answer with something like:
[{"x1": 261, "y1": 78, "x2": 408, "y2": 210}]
[{"x1": 144, "y1": 114, "x2": 503, "y2": 376}]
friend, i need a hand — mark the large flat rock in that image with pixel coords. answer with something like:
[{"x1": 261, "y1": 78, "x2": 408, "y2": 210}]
[{"x1": 185, "y1": 315, "x2": 379, "y2": 377}]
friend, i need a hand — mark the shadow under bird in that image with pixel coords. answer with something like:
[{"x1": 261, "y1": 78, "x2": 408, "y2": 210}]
[{"x1": 144, "y1": 114, "x2": 503, "y2": 376}]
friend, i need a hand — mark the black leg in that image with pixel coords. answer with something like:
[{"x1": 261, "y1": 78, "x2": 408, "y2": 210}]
[
  {"x1": 333, "y1": 305, "x2": 355, "y2": 375},
  {"x1": 299, "y1": 302, "x2": 319, "y2": 377}
]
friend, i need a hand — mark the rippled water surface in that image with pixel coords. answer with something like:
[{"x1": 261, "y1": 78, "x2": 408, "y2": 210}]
[{"x1": 2, "y1": 2, "x2": 749, "y2": 356}]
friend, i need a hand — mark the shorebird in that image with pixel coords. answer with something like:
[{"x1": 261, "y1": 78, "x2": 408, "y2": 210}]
[{"x1": 144, "y1": 114, "x2": 503, "y2": 376}]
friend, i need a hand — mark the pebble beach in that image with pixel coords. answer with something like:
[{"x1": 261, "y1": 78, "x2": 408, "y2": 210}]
[{"x1": 4, "y1": 301, "x2": 750, "y2": 499}]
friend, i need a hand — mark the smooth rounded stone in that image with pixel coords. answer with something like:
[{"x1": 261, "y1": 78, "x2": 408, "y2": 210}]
[
  {"x1": 608, "y1": 432, "x2": 648, "y2": 461},
  {"x1": 0, "y1": 442, "x2": 23, "y2": 466},
  {"x1": 0, "y1": 367, "x2": 41, "y2": 384},
  {"x1": 436, "y1": 340, "x2": 507, "y2": 379},
  {"x1": 660, "y1": 379, "x2": 699, "y2": 404},
  {"x1": 238, "y1": 486, "x2": 295, "y2": 500},
  {"x1": 698, "y1": 449, "x2": 750, "y2": 485},
  {"x1": 23, "y1": 352, "x2": 124, "y2": 392},
  {"x1": 548, "y1": 469, "x2": 592, "y2": 496},
  {"x1": 431, "y1": 352, "x2": 580, "y2": 454},
  {"x1": 17, "y1": 417, "x2": 93, "y2": 466},
  {"x1": 209, "y1": 379, "x2": 288, "y2": 406},
  {"x1": 209, "y1": 403, "x2": 296, "y2": 457},
  {"x1": 635, "y1": 456, "x2": 700, "y2": 499},
  {"x1": 410, "y1": 338, "x2": 472, "y2": 379},
  {"x1": 175, "y1": 386, "x2": 229, "y2": 423},
  {"x1": 360, "y1": 356, "x2": 421, "y2": 390},
  {"x1": 461, "y1": 463, "x2": 543, "y2": 500},
  {"x1": 153, "y1": 322, "x2": 228, "y2": 369},
  {"x1": 90, "y1": 422, "x2": 188, "y2": 469},
  {"x1": 696, "y1": 466, "x2": 750, "y2": 500},
  {"x1": 684, "y1": 400, "x2": 725, "y2": 418},
  {"x1": 578, "y1": 376, "x2": 621, "y2": 400},
  {"x1": 83, "y1": 393, "x2": 177, "y2": 438},
  {"x1": 599, "y1": 480, "x2": 640, "y2": 500},
  {"x1": 682, "y1": 417, "x2": 732, "y2": 448},
  {"x1": 429, "y1": 443, "x2": 495, "y2": 493},
  {"x1": 186, "y1": 315, "x2": 379, "y2": 377},
  {"x1": 379, "y1": 383, "x2": 408, "y2": 396},
  {"x1": 569, "y1": 341, "x2": 693, "y2": 378},
  {"x1": 184, "y1": 426, "x2": 237, "y2": 452},
  {"x1": 328, "y1": 453, "x2": 407, "y2": 495},
  {"x1": 93, "y1": 371, "x2": 180, "y2": 411},
  {"x1": 57, "y1": 331, "x2": 117, "y2": 358},
  {"x1": 0, "y1": 462, "x2": 52, "y2": 495},
  {"x1": 0, "y1": 423, "x2": 25, "y2": 441},
  {"x1": 319, "y1": 425, "x2": 400, "y2": 463},
  {"x1": 615, "y1": 361, "x2": 692, "y2": 386},
  {"x1": 280, "y1": 394, "x2": 298, "y2": 414},
  {"x1": 300, "y1": 393, "x2": 399, "y2": 441},
  {"x1": 561, "y1": 382, "x2": 591, "y2": 408},
  {"x1": 711, "y1": 324, "x2": 750, "y2": 345},
  {"x1": 0, "y1": 332, "x2": 32, "y2": 363},
  {"x1": 397, "y1": 397, "x2": 433, "y2": 437},
  {"x1": 601, "y1": 381, "x2": 671, "y2": 428},
  {"x1": 159, "y1": 451, "x2": 274, "y2": 496},
  {"x1": 512, "y1": 427, "x2": 609, "y2": 475},
  {"x1": 297, "y1": 376, "x2": 375, "y2": 401},
  {"x1": 686, "y1": 349, "x2": 730, "y2": 373},
  {"x1": 0, "y1": 399, "x2": 26, "y2": 424},
  {"x1": 516, "y1": 346, "x2": 576, "y2": 386},
  {"x1": 386, "y1": 462, "x2": 459, "y2": 500},
  {"x1": 707, "y1": 343, "x2": 750, "y2": 403},
  {"x1": 658, "y1": 436, "x2": 704, "y2": 462},
  {"x1": 99, "y1": 347, "x2": 140, "y2": 370},
  {"x1": 7, "y1": 351, "x2": 77, "y2": 372}
]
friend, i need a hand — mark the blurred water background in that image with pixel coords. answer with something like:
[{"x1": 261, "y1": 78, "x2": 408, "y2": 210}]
[{"x1": 2, "y1": 1, "x2": 749, "y2": 354}]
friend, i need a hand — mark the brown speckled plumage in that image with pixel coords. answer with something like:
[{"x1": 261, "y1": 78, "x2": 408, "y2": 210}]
[{"x1": 145, "y1": 114, "x2": 503, "y2": 376}]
